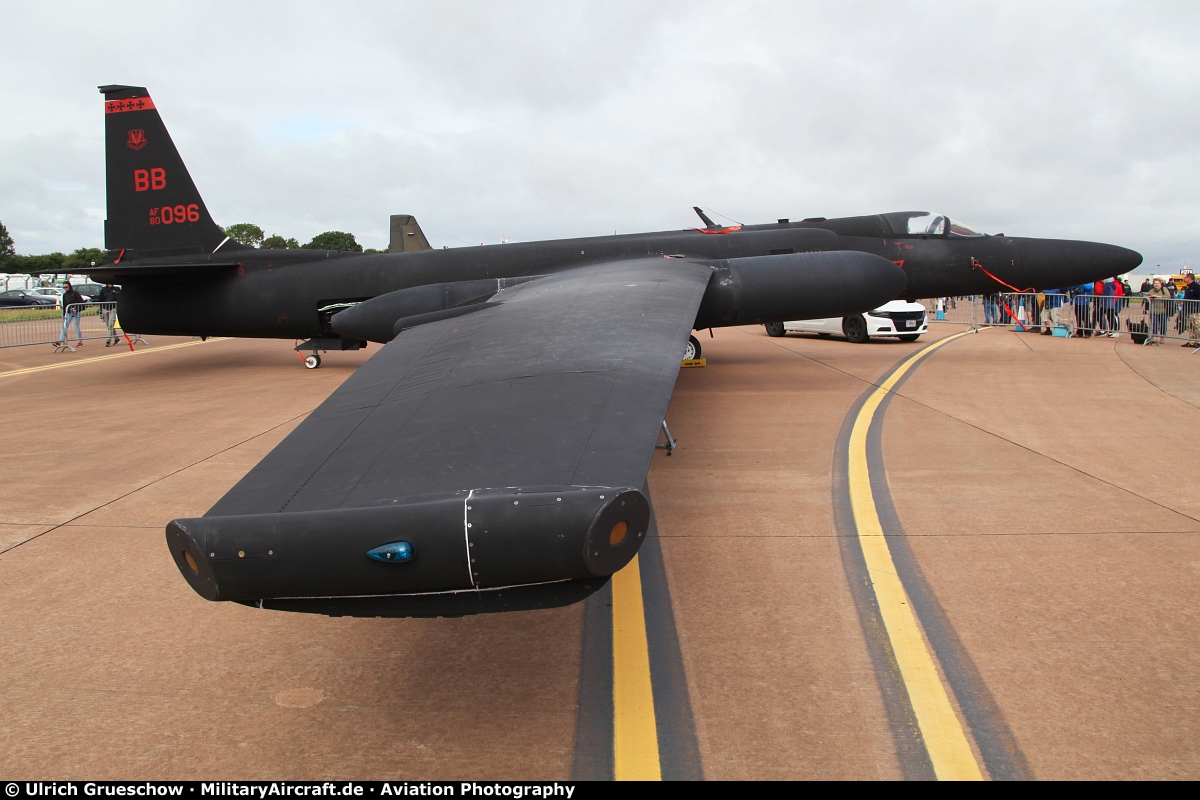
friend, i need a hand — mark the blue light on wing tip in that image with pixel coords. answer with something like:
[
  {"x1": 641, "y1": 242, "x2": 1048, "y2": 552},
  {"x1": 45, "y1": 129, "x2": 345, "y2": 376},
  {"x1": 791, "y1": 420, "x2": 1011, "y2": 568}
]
[{"x1": 366, "y1": 541, "x2": 414, "y2": 563}]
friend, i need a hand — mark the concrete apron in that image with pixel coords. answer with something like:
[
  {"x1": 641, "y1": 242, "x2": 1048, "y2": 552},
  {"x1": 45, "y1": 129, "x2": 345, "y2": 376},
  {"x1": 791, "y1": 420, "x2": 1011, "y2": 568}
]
[{"x1": 0, "y1": 324, "x2": 1197, "y2": 779}]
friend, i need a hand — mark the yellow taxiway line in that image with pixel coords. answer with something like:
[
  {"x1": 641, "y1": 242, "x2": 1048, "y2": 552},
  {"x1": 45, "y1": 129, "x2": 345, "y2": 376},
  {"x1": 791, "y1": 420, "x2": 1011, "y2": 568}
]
[
  {"x1": 0, "y1": 338, "x2": 227, "y2": 380},
  {"x1": 611, "y1": 554, "x2": 662, "y2": 780},
  {"x1": 848, "y1": 329, "x2": 983, "y2": 781}
]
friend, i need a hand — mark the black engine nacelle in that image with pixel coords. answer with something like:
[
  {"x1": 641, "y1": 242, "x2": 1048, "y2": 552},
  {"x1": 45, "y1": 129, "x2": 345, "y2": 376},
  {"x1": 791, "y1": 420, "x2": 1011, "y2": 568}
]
[
  {"x1": 330, "y1": 277, "x2": 538, "y2": 343},
  {"x1": 693, "y1": 250, "x2": 907, "y2": 329}
]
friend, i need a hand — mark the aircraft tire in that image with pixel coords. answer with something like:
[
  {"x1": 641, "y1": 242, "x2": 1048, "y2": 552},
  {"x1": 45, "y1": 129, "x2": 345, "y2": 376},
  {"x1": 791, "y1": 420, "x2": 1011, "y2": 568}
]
[
  {"x1": 898, "y1": 333, "x2": 921, "y2": 342},
  {"x1": 684, "y1": 334, "x2": 702, "y2": 360},
  {"x1": 304, "y1": 354, "x2": 322, "y2": 369},
  {"x1": 842, "y1": 315, "x2": 870, "y2": 343},
  {"x1": 764, "y1": 322, "x2": 787, "y2": 338}
]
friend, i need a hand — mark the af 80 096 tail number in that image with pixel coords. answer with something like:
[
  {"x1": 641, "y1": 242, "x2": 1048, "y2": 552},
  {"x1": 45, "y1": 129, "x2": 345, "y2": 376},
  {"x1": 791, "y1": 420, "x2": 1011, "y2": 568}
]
[{"x1": 150, "y1": 204, "x2": 200, "y2": 225}]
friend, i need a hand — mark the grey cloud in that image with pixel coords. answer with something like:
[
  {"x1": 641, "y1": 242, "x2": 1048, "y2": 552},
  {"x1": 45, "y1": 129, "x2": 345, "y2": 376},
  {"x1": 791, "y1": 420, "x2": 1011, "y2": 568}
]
[{"x1": 2, "y1": 1, "x2": 1198, "y2": 269}]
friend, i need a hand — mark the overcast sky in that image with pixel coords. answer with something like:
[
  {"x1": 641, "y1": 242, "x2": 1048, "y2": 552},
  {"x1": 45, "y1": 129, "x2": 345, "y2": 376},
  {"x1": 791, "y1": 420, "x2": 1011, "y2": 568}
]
[{"x1": 2, "y1": 1, "x2": 1198, "y2": 270}]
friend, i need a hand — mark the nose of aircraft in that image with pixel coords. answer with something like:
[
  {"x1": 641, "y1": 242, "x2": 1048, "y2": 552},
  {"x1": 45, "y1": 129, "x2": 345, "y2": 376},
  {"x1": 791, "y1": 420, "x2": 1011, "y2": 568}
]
[{"x1": 1014, "y1": 238, "x2": 1143, "y2": 289}]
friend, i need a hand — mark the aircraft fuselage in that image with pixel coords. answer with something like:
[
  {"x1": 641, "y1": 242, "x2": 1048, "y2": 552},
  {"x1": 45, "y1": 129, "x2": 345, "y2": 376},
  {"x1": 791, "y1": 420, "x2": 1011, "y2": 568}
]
[{"x1": 108, "y1": 215, "x2": 1140, "y2": 341}]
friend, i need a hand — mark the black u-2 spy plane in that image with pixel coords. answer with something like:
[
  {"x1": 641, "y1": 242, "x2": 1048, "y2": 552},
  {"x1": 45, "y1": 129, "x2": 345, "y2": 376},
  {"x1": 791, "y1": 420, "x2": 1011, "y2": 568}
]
[{"x1": 87, "y1": 85, "x2": 1139, "y2": 617}]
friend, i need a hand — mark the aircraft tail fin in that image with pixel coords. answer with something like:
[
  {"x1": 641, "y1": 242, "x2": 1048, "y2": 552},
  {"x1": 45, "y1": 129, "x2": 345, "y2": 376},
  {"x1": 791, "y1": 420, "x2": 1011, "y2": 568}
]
[
  {"x1": 388, "y1": 215, "x2": 433, "y2": 253},
  {"x1": 99, "y1": 85, "x2": 244, "y2": 260}
]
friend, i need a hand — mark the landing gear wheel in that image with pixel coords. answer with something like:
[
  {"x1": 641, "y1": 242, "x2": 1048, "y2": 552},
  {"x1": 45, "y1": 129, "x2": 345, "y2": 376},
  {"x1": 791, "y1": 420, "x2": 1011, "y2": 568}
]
[
  {"x1": 764, "y1": 322, "x2": 786, "y2": 338},
  {"x1": 684, "y1": 334, "x2": 702, "y2": 360},
  {"x1": 304, "y1": 354, "x2": 322, "y2": 369},
  {"x1": 842, "y1": 314, "x2": 870, "y2": 343},
  {"x1": 898, "y1": 333, "x2": 921, "y2": 342}
]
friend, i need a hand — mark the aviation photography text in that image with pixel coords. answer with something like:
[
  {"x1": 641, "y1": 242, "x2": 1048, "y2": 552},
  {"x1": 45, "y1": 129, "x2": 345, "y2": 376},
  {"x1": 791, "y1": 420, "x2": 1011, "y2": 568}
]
[{"x1": 10, "y1": 785, "x2": 581, "y2": 799}]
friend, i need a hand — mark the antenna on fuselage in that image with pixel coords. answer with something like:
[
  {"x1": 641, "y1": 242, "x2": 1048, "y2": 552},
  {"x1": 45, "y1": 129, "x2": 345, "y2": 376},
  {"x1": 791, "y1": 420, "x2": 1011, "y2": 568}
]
[{"x1": 693, "y1": 206, "x2": 717, "y2": 229}]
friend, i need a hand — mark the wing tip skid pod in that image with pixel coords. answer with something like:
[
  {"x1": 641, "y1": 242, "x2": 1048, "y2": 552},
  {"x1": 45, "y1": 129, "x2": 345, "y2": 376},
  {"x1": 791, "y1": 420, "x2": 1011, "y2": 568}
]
[{"x1": 166, "y1": 486, "x2": 649, "y2": 616}]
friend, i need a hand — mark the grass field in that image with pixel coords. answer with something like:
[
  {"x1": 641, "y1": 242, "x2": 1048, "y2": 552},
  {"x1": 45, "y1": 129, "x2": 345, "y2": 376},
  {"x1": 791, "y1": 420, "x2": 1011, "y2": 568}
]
[{"x1": 0, "y1": 306, "x2": 101, "y2": 323}]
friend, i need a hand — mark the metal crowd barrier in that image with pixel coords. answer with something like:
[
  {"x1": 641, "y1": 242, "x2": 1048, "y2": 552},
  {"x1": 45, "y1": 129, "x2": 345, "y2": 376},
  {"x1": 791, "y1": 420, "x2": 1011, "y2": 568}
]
[
  {"x1": 925, "y1": 296, "x2": 980, "y2": 328},
  {"x1": 0, "y1": 302, "x2": 145, "y2": 352},
  {"x1": 1123, "y1": 296, "x2": 1200, "y2": 347},
  {"x1": 923, "y1": 293, "x2": 1200, "y2": 348}
]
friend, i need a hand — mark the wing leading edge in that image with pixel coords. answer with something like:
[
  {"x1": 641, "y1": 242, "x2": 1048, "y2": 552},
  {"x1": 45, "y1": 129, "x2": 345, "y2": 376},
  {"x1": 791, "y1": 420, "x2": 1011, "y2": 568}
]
[{"x1": 166, "y1": 258, "x2": 714, "y2": 615}]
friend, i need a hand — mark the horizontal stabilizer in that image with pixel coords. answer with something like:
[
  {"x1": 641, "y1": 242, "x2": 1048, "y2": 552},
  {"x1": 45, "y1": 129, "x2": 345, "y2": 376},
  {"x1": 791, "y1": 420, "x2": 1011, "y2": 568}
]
[{"x1": 66, "y1": 261, "x2": 241, "y2": 279}]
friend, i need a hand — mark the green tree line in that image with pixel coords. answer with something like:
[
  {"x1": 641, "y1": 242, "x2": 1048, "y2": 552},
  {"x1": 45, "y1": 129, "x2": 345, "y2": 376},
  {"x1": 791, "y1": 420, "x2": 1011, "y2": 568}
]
[
  {"x1": 1, "y1": 221, "x2": 106, "y2": 273},
  {"x1": 224, "y1": 223, "x2": 381, "y2": 253},
  {"x1": 0, "y1": 219, "x2": 379, "y2": 274}
]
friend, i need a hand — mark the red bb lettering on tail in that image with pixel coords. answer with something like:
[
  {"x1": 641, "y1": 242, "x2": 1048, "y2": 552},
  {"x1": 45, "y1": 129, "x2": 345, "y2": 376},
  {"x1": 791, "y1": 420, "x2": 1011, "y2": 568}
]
[{"x1": 134, "y1": 168, "x2": 166, "y2": 192}]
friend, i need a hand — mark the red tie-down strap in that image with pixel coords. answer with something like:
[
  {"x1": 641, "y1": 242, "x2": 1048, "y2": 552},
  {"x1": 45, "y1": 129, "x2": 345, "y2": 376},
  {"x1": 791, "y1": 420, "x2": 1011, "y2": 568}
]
[
  {"x1": 972, "y1": 258, "x2": 1033, "y2": 292},
  {"x1": 691, "y1": 225, "x2": 743, "y2": 235},
  {"x1": 996, "y1": 297, "x2": 1030, "y2": 331}
]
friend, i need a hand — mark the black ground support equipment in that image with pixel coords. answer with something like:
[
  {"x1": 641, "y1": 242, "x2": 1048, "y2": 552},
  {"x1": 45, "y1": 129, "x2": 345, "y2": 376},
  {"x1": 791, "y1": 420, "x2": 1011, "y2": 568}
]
[{"x1": 1126, "y1": 318, "x2": 1151, "y2": 345}]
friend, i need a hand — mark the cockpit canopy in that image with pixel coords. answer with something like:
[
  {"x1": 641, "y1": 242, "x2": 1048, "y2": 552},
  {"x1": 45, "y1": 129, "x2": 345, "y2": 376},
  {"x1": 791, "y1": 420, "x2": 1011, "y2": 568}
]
[{"x1": 882, "y1": 211, "x2": 986, "y2": 238}]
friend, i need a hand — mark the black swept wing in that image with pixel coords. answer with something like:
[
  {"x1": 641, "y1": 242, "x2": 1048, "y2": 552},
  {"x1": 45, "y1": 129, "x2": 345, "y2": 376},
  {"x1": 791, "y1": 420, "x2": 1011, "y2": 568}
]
[{"x1": 167, "y1": 258, "x2": 713, "y2": 614}]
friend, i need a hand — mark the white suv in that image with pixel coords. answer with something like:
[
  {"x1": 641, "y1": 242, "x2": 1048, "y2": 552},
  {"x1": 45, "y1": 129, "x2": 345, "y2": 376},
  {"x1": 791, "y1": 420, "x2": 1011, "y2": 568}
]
[{"x1": 764, "y1": 299, "x2": 929, "y2": 343}]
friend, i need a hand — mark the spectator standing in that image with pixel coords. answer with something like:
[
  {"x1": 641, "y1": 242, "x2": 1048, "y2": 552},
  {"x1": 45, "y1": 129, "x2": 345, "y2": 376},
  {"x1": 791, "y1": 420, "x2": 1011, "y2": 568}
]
[
  {"x1": 56, "y1": 281, "x2": 85, "y2": 348},
  {"x1": 1171, "y1": 277, "x2": 1187, "y2": 333},
  {"x1": 1183, "y1": 273, "x2": 1200, "y2": 347},
  {"x1": 98, "y1": 282, "x2": 120, "y2": 346},
  {"x1": 1099, "y1": 279, "x2": 1118, "y2": 337},
  {"x1": 1140, "y1": 277, "x2": 1153, "y2": 293},
  {"x1": 983, "y1": 292, "x2": 999, "y2": 325},
  {"x1": 1112, "y1": 277, "x2": 1126, "y2": 333},
  {"x1": 1072, "y1": 284, "x2": 1093, "y2": 336},
  {"x1": 1042, "y1": 288, "x2": 1066, "y2": 335},
  {"x1": 1144, "y1": 278, "x2": 1171, "y2": 344}
]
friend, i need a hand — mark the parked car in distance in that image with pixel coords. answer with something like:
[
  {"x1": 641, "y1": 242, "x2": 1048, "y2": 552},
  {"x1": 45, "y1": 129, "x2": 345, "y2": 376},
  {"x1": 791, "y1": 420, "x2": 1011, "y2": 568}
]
[
  {"x1": 0, "y1": 289, "x2": 58, "y2": 308},
  {"x1": 74, "y1": 283, "x2": 105, "y2": 303},
  {"x1": 29, "y1": 287, "x2": 65, "y2": 308},
  {"x1": 764, "y1": 299, "x2": 929, "y2": 343}
]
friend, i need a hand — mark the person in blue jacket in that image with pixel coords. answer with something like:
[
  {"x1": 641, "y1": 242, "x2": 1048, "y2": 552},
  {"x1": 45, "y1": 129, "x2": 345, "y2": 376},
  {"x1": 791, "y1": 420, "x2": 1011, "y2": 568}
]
[
  {"x1": 1099, "y1": 278, "x2": 1119, "y2": 337},
  {"x1": 1072, "y1": 284, "x2": 1094, "y2": 336}
]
